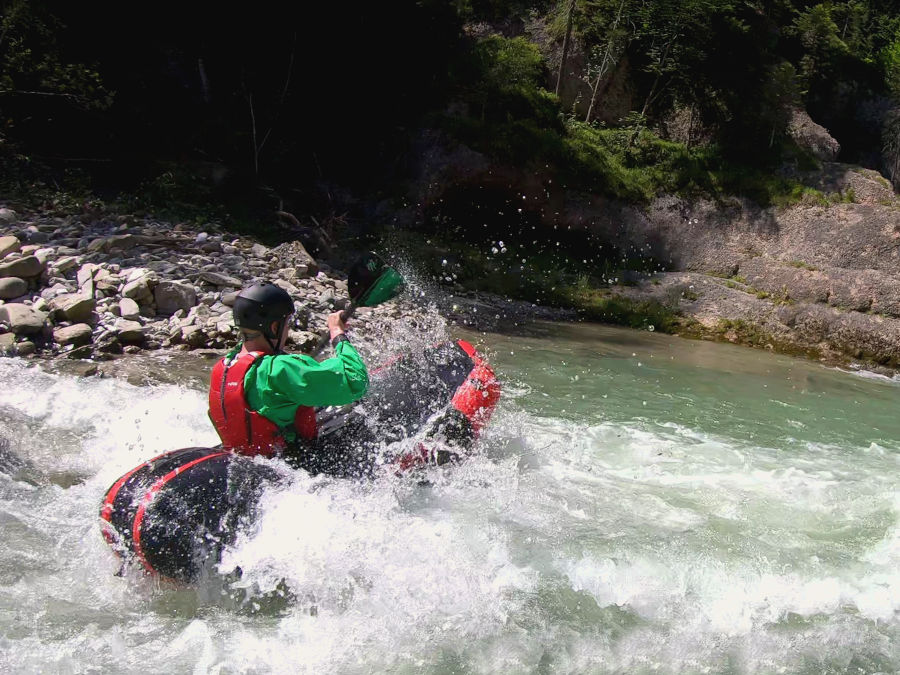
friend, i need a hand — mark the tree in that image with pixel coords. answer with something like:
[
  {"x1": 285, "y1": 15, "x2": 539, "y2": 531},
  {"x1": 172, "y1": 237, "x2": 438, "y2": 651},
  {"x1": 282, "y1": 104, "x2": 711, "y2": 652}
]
[
  {"x1": 555, "y1": 0, "x2": 577, "y2": 95},
  {"x1": 583, "y1": 0, "x2": 631, "y2": 123},
  {"x1": 789, "y1": 3, "x2": 849, "y2": 95},
  {"x1": 0, "y1": 0, "x2": 112, "y2": 154}
]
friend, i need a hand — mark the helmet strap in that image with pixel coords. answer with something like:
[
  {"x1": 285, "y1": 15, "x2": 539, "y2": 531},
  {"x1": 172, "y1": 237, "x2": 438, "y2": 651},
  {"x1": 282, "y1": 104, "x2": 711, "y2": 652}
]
[{"x1": 265, "y1": 318, "x2": 286, "y2": 354}]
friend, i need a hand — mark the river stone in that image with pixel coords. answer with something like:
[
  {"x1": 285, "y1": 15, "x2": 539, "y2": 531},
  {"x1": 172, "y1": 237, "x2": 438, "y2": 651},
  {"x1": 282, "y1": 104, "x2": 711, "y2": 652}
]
[
  {"x1": 51, "y1": 256, "x2": 77, "y2": 274},
  {"x1": 273, "y1": 241, "x2": 318, "y2": 277},
  {"x1": 154, "y1": 280, "x2": 197, "y2": 316},
  {"x1": 24, "y1": 229, "x2": 50, "y2": 244},
  {"x1": 0, "y1": 304, "x2": 46, "y2": 335},
  {"x1": 181, "y1": 325, "x2": 206, "y2": 346},
  {"x1": 0, "y1": 208, "x2": 17, "y2": 224},
  {"x1": 33, "y1": 248, "x2": 56, "y2": 265},
  {"x1": 273, "y1": 279, "x2": 300, "y2": 296},
  {"x1": 50, "y1": 294, "x2": 96, "y2": 323},
  {"x1": 199, "y1": 271, "x2": 242, "y2": 288},
  {"x1": 77, "y1": 263, "x2": 95, "y2": 287},
  {"x1": 0, "y1": 236, "x2": 20, "y2": 260},
  {"x1": 114, "y1": 319, "x2": 145, "y2": 343},
  {"x1": 119, "y1": 297, "x2": 140, "y2": 320},
  {"x1": 0, "y1": 255, "x2": 43, "y2": 279},
  {"x1": 122, "y1": 275, "x2": 154, "y2": 302},
  {"x1": 0, "y1": 277, "x2": 27, "y2": 300},
  {"x1": 106, "y1": 233, "x2": 138, "y2": 251},
  {"x1": 53, "y1": 323, "x2": 93, "y2": 346},
  {"x1": 13, "y1": 340, "x2": 35, "y2": 356}
]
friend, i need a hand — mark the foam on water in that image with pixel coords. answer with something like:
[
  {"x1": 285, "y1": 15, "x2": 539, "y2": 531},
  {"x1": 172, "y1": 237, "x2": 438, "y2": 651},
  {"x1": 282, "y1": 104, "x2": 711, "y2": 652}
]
[{"x1": 1, "y1": 322, "x2": 899, "y2": 674}]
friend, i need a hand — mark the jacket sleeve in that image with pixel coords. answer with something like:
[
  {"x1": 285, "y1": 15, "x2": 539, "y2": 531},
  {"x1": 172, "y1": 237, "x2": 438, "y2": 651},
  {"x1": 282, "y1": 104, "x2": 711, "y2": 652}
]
[{"x1": 263, "y1": 341, "x2": 369, "y2": 407}]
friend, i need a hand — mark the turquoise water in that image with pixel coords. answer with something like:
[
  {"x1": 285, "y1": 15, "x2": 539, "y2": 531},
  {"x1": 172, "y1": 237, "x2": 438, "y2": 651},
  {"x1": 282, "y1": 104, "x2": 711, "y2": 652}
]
[{"x1": 0, "y1": 319, "x2": 898, "y2": 674}]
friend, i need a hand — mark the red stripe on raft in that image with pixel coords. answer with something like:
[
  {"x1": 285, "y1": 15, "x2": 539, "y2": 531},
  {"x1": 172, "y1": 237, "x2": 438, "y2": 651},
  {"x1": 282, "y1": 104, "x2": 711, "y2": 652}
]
[
  {"x1": 451, "y1": 340, "x2": 501, "y2": 434},
  {"x1": 132, "y1": 451, "x2": 230, "y2": 577},
  {"x1": 99, "y1": 448, "x2": 181, "y2": 549}
]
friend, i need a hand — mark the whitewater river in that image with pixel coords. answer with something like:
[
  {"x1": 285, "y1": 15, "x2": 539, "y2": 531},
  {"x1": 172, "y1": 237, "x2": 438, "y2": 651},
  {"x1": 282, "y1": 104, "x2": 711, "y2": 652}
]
[{"x1": 0, "y1": 319, "x2": 898, "y2": 674}]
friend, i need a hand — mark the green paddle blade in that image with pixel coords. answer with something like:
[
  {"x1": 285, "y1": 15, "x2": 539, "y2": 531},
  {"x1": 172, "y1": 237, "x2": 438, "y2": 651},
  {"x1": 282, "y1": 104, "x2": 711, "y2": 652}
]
[
  {"x1": 347, "y1": 252, "x2": 404, "y2": 307},
  {"x1": 358, "y1": 266, "x2": 403, "y2": 307}
]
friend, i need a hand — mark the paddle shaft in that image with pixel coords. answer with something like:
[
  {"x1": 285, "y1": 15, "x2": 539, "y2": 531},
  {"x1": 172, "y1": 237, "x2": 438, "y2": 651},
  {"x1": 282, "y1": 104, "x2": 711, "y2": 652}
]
[{"x1": 311, "y1": 302, "x2": 357, "y2": 356}]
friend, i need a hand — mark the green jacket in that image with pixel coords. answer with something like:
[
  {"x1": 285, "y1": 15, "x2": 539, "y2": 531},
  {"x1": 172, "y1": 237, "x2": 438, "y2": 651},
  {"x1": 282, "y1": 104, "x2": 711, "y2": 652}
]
[{"x1": 232, "y1": 340, "x2": 369, "y2": 439}]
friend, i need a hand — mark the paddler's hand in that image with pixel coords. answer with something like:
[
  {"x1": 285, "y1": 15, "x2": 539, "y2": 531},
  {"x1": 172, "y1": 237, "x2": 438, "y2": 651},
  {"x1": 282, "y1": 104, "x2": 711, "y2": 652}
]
[{"x1": 327, "y1": 310, "x2": 348, "y2": 340}]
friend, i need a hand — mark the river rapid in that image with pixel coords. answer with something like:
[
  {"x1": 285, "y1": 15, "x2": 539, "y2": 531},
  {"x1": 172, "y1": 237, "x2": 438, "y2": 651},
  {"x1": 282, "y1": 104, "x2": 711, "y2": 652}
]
[{"x1": 0, "y1": 318, "x2": 898, "y2": 674}]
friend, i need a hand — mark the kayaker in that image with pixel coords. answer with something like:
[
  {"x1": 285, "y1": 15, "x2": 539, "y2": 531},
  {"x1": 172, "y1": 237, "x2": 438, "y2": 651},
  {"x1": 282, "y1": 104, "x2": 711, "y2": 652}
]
[{"x1": 208, "y1": 283, "x2": 369, "y2": 460}]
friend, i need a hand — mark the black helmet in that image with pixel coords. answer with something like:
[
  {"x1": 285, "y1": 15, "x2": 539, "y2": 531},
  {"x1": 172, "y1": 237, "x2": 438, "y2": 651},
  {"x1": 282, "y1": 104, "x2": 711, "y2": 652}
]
[{"x1": 233, "y1": 283, "x2": 294, "y2": 339}]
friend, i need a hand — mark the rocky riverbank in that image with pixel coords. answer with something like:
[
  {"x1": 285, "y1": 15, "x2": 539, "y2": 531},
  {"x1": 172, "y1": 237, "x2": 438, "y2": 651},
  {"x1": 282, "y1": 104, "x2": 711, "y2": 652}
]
[
  {"x1": 0, "y1": 204, "x2": 573, "y2": 374},
  {"x1": 4, "y1": 156, "x2": 900, "y2": 380},
  {"x1": 578, "y1": 163, "x2": 900, "y2": 375}
]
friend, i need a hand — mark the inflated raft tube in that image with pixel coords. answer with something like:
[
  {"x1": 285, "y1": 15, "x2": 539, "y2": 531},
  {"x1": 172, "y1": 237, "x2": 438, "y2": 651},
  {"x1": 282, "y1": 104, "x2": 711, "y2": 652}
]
[{"x1": 100, "y1": 339, "x2": 500, "y2": 582}]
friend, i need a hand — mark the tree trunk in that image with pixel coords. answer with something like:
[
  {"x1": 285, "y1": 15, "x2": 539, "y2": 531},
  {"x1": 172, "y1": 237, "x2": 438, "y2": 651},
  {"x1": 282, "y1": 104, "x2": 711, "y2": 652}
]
[
  {"x1": 584, "y1": 0, "x2": 627, "y2": 124},
  {"x1": 555, "y1": 0, "x2": 577, "y2": 96}
]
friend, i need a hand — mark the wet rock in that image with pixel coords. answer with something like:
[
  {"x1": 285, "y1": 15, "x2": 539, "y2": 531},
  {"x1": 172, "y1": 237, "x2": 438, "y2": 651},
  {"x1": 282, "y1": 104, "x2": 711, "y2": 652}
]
[
  {"x1": 0, "y1": 277, "x2": 27, "y2": 300},
  {"x1": 53, "y1": 323, "x2": 93, "y2": 346},
  {"x1": 14, "y1": 340, "x2": 35, "y2": 356},
  {"x1": 0, "y1": 304, "x2": 46, "y2": 335},
  {"x1": 0, "y1": 255, "x2": 44, "y2": 279},
  {"x1": 68, "y1": 361, "x2": 99, "y2": 376},
  {"x1": 154, "y1": 279, "x2": 197, "y2": 316},
  {"x1": 95, "y1": 333, "x2": 122, "y2": 354}
]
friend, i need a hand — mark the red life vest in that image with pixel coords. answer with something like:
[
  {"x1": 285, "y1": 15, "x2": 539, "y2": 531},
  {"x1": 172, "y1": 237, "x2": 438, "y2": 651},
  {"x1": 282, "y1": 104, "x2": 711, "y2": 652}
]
[{"x1": 208, "y1": 351, "x2": 318, "y2": 457}]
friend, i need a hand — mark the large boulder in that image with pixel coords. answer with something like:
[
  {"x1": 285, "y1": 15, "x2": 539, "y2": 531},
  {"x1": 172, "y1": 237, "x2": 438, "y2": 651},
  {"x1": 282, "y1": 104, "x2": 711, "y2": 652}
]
[
  {"x1": 0, "y1": 277, "x2": 27, "y2": 300},
  {"x1": 0, "y1": 304, "x2": 47, "y2": 335},
  {"x1": 0, "y1": 255, "x2": 44, "y2": 279},
  {"x1": 154, "y1": 280, "x2": 197, "y2": 316},
  {"x1": 788, "y1": 107, "x2": 840, "y2": 161}
]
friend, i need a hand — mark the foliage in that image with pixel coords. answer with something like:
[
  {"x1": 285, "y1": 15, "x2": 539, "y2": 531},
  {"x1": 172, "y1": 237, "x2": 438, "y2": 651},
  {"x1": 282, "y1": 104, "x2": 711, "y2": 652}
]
[
  {"x1": 0, "y1": 1, "x2": 112, "y2": 109},
  {"x1": 4, "y1": 0, "x2": 900, "y2": 248}
]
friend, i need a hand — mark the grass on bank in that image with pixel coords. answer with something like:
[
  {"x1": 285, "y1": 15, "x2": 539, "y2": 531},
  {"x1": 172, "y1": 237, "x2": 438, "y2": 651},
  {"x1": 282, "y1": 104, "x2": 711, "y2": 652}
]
[{"x1": 384, "y1": 226, "x2": 685, "y2": 332}]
